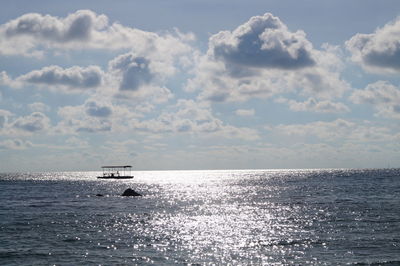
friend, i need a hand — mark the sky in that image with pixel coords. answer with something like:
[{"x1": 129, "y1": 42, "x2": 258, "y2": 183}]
[{"x1": 1, "y1": 0, "x2": 400, "y2": 171}]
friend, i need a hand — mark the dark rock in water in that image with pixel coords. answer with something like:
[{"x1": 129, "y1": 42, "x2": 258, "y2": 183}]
[
  {"x1": 96, "y1": 194, "x2": 104, "y2": 197},
  {"x1": 121, "y1": 188, "x2": 142, "y2": 197}
]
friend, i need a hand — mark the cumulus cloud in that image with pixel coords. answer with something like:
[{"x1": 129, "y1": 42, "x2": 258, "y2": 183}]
[
  {"x1": 346, "y1": 17, "x2": 400, "y2": 73},
  {"x1": 13, "y1": 52, "x2": 176, "y2": 100},
  {"x1": 18, "y1": 65, "x2": 103, "y2": 91},
  {"x1": 12, "y1": 112, "x2": 51, "y2": 133},
  {"x1": 0, "y1": 9, "x2": 194, "y2": 59},
  {"x1": 105, "y1": 52, "x2": 176, "y2": 105},
  {"x1": 187, "y1": 55, "x2": 289, "y2": 102},
  {"x1": 56, "y1": 98, "x2": 142, "y2": 134},
  {"x1": 0, "y1": 109, "x2": 13, "y2": 130},
  {"x1": 350, "y1": 81, "x2": 400, "y2": 119},
  {"x1": 289, "y1": 63, "x2": 350, "y2": 99},
  {"x1": 277, "y1": 97, "x2": 350, "y2": 113},
  {"x1": 109, "y1": 53, "x2": 154, "y2": 91},
  {"x1": 0, "y1": 71, "x2": 13, "y2": 86},
  {"x1": 28, "y1": 102, "x2": 50, "y2": 113},
  {"x1": 0, "y1": 10, "x2": 105, "y2": 56},
  {"x1": 3, "y1": 10, "x2": 106, "y2": 42},
  {"x1": 210, "y1": 13, "x2": 315, "y2": 70},
  {"x1": 85, "y1": 101, "x2": 112, "y2": 117},
  {"x1": 0, "y1": 10, "x2": 193, "y2": 113},
  {"x1": 57, "y1": 103, "x2": 112, "y2": 134},
  {"x1": 0, "y1": 71, "x2": 21, "y2": 89},
  {"x1": 187, "y1": 13, "x2": 349, "y2": 103},
  {"x1": 136, "y1": 100, "x2": 222, "y2": 133},
  {"x1": 0, "y1": 139, "x2": 33, "y2": 150},
  {"x1": 135, "y1": 99, "x2": 259, "y2": 140}
]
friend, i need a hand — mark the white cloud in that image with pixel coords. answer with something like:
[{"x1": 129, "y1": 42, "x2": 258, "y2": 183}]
[
  {"x1": 0, "y1": 71, "x2": 13, "y2": 86},
  {"x1": 0, "y1": 109, "x2": 13, "y2": 131},
  {"x1": 11, "y1": 51, "x2": 176, "y2": 102},
  {"x1": 135, "y1": 99, "x2": 260, "y2": 140},
  {"x1": 186, "y1": 51, "x2": 289, "y2": 102},
  {"x1": 210, "y1": 13, "x2": 315, "y2": 70},
  {"x1": 350, "y1": 81, "x2": 400, "y2": 119},
  {"x1": 112, "y1": 84, "x2": 174, "y2": 109},
  {"x1": 84, "y1": 101, "x2": 112, "y2": 118},
  {"x1": 3, "y1": 10, "x2": 107, "y2": 42},
  {"x1": 0, "y1": 139, "x2": 33, "y2": 150},
  {"x1": 108, "y1": 53, "x2": 161, "y2": 91},
  {"x1": 28, "y1": 102, "x2": 50, "y2": 113},
  {"x1": 57, "y1": 104, "x2": 112, "y2": 134},
  {"x1": 105, "y1": 50, "x2": 191, "y2": 107},
  {"x1": 136, "y1": 100, "x2": 221, "y2": 133},
  {"x1": 0, "y1": 71, "x2": 20, "y2": 89},
  {"x1": 277, "y1": 97, "x2": 350, "y2": 113},
  {"x1": 235, "y1": 108, "x2": 255, "y2": 117},
  {"x1": 187, "y1": 13, "x2": 349, "y2": 103},
  {"x1": 346, "y1": 17, "x2": 400, "y2": 74},
  {"x1": 288, "y1": 58, "x2": 350, "y2": 99},
  {"x1": 55, "y1": 98, "x2": 142, "y2": 134},
  {"x1": 18, "y1": 65, "x2": 103, "y2": 92},
  {"x1": 11, "y1": 112, "x2": 51, "y2": 134},
  {"x1": 0, "y1": 10, "x2": 194, "y2": 60}
]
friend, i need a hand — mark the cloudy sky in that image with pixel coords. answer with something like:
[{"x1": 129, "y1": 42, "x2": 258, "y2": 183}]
[{"x1": 1, "y1": 0, "x2": 400, "y2": 171}]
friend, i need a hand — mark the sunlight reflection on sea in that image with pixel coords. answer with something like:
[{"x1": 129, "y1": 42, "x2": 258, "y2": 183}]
[{"x1": 1, "y1": 169, "x2": 399, "y2": 264}]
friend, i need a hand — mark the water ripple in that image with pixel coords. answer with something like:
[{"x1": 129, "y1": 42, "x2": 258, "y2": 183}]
[{"x1": 0, "y1": 169, "x2": 400, "y2": 264}]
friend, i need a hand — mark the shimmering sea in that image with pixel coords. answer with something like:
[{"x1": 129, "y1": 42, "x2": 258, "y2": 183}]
[{"x1": 1, "y1": 169, "x2": 400, "y2": 265}]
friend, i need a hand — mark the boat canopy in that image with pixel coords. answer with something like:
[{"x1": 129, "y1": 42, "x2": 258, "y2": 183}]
[{"x1": 99, "y1": 165, "x2": 133, "y2": 179}]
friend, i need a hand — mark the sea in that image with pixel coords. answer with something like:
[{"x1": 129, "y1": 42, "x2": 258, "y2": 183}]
[{"x1": 0, "y1": 169, "x2": 399, "y2": 265}]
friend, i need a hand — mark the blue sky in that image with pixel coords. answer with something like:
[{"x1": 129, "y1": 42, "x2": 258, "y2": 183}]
[{"x1": 1, "y1": 0, "x2": 400, "y2": 171}]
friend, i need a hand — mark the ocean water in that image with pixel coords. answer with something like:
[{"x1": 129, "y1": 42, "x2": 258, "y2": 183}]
[{"x1": 0, "y1": 169, "x2": 399, "y2": 265}]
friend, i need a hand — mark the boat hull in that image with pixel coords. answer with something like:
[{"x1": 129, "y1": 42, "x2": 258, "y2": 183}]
[{"x1": 97, "y1": 176, "x2": 134, "y2": 179}]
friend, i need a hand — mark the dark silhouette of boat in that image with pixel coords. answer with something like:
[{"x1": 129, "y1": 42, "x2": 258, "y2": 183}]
[{"x1": 97, "y1": 165, "x2": 134, "y2": 179}]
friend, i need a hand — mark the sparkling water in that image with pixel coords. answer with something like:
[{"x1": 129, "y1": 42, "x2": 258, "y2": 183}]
[{"x1": 1, "y1": 169, "x2": 399, "y2": 265}]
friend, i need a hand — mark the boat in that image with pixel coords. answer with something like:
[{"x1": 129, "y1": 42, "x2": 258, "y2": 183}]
[{"x1": 97, "y1": 165, "x2": 134, "y2": 179}]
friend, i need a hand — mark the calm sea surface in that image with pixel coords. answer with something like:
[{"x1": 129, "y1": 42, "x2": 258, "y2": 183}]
[{"x1": 0, "y1": 169, "x2": 399, "y2": 265}]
